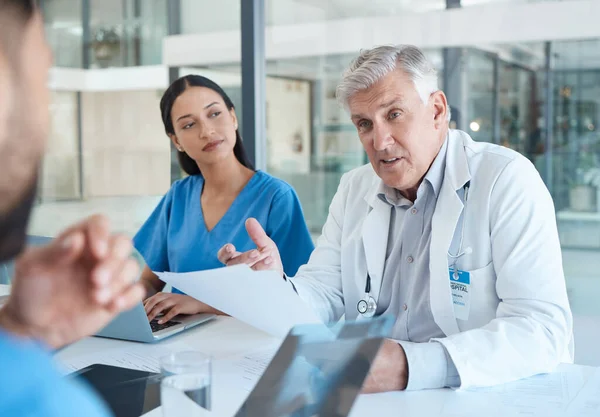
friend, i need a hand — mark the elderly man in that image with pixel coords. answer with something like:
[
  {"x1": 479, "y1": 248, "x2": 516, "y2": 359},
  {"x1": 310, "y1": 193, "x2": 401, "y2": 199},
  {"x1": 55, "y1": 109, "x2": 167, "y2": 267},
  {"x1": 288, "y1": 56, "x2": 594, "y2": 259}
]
[
  {"x1": 0, "y1": 1, "x2": 144, "y2": 416},
  {"x1": 219, "y1": 44, "x2": 573, "y2": 391}
]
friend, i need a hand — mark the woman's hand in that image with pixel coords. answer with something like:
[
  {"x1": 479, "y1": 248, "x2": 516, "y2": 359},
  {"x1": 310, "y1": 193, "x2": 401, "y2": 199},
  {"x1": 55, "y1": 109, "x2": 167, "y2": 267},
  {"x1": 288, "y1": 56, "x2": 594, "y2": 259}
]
[{"x1": 143, "y1": 293, "x2": 212, "y2": 323}]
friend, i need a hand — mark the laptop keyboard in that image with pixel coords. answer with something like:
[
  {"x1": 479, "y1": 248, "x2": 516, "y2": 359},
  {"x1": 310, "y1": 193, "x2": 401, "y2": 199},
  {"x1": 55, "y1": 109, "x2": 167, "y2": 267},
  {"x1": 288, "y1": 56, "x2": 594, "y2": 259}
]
[{"x1": 150, "y1": 319, "x2": 181, "y2": 333}]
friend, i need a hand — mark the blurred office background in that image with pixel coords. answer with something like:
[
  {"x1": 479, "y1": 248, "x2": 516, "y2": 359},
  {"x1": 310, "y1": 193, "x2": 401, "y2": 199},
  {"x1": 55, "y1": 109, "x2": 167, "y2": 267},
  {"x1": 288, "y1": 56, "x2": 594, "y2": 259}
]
[{"x1": 30, "y1": 0, "x2": 600, "y2": 364}]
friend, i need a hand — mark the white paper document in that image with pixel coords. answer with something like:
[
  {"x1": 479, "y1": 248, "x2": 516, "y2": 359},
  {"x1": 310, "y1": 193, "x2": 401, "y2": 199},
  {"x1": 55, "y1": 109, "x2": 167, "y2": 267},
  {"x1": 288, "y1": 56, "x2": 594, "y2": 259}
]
[
  {"x1": 156, "y1": 265, "x2": 322, "y2": 337},
  {"x1": 57, "y1": 340, "x2": 195, "y2": 374},
  {"x1": 213, "y1": 345, "x2": 279, "y2": 393},
  {"x1": 566, "y1": 367, "x2": 600, "y2": 417},
  {"x1": 442, "y1": 368, "x2": 587, "y2": 417}
]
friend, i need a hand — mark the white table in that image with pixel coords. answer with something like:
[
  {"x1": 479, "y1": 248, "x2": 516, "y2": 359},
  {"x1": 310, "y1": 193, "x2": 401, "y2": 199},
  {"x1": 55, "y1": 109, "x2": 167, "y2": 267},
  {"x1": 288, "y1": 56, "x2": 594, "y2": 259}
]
[{"x1": 56, "y1": 317, "x2": 600, "y2": 417}]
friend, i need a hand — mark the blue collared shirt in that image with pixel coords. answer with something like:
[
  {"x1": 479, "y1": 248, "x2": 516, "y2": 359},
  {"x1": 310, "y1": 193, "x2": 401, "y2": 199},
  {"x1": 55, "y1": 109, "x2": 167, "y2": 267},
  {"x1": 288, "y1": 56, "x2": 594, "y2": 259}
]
[{"x1": 376, "y1": 137, "x2": 461, "y2": 390}]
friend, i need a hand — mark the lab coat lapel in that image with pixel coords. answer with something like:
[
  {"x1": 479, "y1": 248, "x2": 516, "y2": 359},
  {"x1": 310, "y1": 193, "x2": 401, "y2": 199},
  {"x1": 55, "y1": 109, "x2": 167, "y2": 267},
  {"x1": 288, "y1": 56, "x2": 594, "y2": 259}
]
[
  {"x1": 362, "y1": 186, "x2": 391, "y2": 303},
  {"x1": 430, "y1": 130, "x2": 471, "y2": 336}
]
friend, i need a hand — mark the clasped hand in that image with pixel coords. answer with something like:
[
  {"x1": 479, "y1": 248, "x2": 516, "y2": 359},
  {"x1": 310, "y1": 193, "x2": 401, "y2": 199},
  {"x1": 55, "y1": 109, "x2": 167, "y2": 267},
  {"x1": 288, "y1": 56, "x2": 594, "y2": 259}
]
[{"x1": 0, "y1": 215, "x2": 145, "y2": 349}]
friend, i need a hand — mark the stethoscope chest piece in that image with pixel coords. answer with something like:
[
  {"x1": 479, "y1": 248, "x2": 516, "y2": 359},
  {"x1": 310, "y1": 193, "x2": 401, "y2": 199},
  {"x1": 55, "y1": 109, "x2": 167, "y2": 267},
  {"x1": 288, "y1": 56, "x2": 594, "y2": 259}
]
[
  {"x1": 357, "y1": 273, "x2": 378, "y2": 318},
  {"x1": 357, "y1": 294, "x2": 377, "y2": 318}
]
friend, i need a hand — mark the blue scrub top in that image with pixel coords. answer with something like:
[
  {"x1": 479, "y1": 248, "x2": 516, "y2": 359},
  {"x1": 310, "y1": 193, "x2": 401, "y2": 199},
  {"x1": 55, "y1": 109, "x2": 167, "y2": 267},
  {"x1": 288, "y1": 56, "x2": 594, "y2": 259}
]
[
  {"x1": 0, "y1": 331, "x2": 111, "y2": 417},
  {"x1": 134, "y1": 171, "x2": 314, "y2": 292}
]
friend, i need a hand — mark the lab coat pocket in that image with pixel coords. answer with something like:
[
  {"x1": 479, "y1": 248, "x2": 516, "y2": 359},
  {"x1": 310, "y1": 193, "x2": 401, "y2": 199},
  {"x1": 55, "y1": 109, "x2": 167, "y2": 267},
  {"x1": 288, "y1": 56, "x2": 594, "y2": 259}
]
[{"x1": 463, "y1": 262, "x2": 500, "y2": 329}]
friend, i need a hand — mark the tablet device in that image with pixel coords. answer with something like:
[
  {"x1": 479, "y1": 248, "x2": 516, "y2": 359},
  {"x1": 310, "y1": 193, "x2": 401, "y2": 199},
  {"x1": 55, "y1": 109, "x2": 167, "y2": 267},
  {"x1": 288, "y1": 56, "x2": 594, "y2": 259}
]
[{"x1": 71, "y1": 364, "x2": 161, "y2": 417}]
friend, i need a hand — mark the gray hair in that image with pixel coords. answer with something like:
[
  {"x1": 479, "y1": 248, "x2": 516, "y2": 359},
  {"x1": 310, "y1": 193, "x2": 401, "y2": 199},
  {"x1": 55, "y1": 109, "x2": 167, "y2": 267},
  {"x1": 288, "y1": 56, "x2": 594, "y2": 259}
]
[{"x1": 336, "y1": 45, "x2": 451, "y2": 121}]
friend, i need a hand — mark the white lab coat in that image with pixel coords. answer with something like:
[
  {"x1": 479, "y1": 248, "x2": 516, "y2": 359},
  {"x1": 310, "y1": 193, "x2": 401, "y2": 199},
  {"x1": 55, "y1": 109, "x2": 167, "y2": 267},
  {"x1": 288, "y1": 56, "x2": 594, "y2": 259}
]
[{"x1": 292, "y1": 129, "x2": 574, "y2": 389}]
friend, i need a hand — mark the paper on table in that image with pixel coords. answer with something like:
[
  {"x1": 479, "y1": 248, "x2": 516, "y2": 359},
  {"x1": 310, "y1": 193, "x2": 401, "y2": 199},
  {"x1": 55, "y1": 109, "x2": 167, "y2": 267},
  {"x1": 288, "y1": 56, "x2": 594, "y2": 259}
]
[
  {"x1": 213, "y1": 344, "x2": 279, "y2": 393},
  {"x1": 442, "y1": 368, "x2": 586, "y2": 417},
  {"x1": 57, "y1": 340, "x2": 195, "y2": 374},
  {"x1": 566, "y1": 367, "x2": 600, "y2": 416},
  {"x1": 156, "y1": 265, "x2": 322, "y2": 337},
  {"x1": 209, "y1": 344, "x2": 280, "y2": 416}
]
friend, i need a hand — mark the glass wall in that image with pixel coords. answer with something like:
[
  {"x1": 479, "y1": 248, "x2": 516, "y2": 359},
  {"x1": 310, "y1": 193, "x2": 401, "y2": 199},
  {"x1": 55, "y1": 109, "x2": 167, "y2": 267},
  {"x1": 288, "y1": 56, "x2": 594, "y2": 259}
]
[
  {"x1": 41, "y1": 0, "x2": 167, "y2": 69},
  {"x1": 547, "y1": 39, "x2": 600, "y2": 366},
  {"x1": 497, "y1": 62, "x2": 536, "y2": 156},
  {"x1": 88, "y1": 0, "x2": 167, "y2": 68},
  {"x1": 33, "y1": 0, "x2": 171, "y2": 240},
  {"x1": 42, "y1": 0, "x2": 83, "y2": 68},
  {"x1": 37, "y1": 91, "x2": 81, "y2": 202},
  {"x1": 138, "y1": 0, "x2": 169, "y2": 66},
  {"x1": 265, "y1": 54, "x2": 365, "y2": 232},
  {"x1": 551, "y1": 69, "x2": 600, "y2": 213},
  {"x1": 466, "y1": 50, "x2": 495, "y2": 142}
]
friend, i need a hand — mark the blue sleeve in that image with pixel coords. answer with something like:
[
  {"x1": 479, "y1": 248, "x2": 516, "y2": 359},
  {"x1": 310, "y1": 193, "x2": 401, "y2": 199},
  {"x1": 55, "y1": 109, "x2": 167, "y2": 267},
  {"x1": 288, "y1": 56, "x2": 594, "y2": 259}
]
[
  {"x1": 0, "y1": 333, "x2": 112, "y2": 417},
  {"x1": 266, "y1": 188, "x2": 315, "y2": 276},
  {"x1": 133, "y1": 189, "x2": 174, "y2": 272},
  {"x1": 35, "y1": 375, "x2": 113, "y2": 417}
]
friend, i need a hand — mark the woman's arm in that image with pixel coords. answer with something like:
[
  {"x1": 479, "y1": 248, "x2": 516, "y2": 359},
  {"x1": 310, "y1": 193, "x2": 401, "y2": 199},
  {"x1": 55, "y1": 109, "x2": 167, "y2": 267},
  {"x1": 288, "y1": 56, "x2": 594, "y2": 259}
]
[
  {"x1": 139, "y1": 266, "x2": 165, "y2": 299},
  {"x1": 140, "y1": 267, "x2": 227, "y2": 320}
]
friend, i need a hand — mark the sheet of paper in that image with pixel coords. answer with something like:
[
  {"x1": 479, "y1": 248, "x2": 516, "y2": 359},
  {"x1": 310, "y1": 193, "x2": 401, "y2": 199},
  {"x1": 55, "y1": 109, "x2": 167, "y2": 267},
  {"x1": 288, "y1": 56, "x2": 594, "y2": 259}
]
[
  {"x1": 208, "y1": 344, "x2": 279, "y2": 416},
  {"x1": 157, "y1": 265, "x2": 322, "y2": 337},
  {"x1": 442, "y1": 369, "x2": 586, "y2": 417},
  {"x1": 56, "y1": 340, "x2": 196, "y2": 374},
  {"x1": 566, "y1": 367, "x2": 600, "y2": 416},
  {"x1": 213, "y1": 344, "x2": 279, "y2": 393}
]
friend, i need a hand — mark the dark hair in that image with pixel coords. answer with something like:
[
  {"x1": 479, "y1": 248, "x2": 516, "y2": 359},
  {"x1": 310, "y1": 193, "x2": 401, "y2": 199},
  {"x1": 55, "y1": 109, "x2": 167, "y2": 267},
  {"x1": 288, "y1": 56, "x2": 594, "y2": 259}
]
[{"x1": 159, "y1": 74, "x2": 254, "y2": 176}]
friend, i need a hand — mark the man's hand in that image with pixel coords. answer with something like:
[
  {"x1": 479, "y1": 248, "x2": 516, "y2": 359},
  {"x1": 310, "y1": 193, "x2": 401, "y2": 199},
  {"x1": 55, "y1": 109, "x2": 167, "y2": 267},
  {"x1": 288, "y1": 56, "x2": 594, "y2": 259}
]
[
  {"x1": 0, "y1": 215, "x2": 145, "y2": 349},
  {"x1": 217, "y1": 218, "x2": 284, "y2": 276},
  {"x1": 143, "y1": 293, "x2": 216, "y2": 323},
  {"x1": 362, "y1": 339, "x2": 409, "y2": 393}
]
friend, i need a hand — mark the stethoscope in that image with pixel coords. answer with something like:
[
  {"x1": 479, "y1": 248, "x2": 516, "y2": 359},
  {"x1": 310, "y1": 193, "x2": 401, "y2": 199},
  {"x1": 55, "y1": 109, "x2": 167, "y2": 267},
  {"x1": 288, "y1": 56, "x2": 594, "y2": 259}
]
[
  {"x1": 356, "y1": 274, "x2": 377, "y2": 318},
  {"x1": 357, "y1": 181, "x2": 473, "y2": 318},
  {"x1": 448, "y1": 181, "x2": 473, "y2": 273}
]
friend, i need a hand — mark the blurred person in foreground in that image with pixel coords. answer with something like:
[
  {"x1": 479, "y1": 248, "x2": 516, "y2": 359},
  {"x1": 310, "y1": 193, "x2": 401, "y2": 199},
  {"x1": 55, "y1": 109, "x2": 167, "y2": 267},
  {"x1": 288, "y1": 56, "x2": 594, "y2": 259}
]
[{"x1": 0, "y1": 1, "x2": 145, "y2": 415}]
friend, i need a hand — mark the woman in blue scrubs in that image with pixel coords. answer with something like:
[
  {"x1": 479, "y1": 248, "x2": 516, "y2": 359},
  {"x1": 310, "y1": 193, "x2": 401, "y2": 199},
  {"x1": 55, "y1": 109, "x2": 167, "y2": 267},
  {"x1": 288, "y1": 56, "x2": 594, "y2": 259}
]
[{"x1": 135, "y1": 75, "x2": 314, "y2": 323}]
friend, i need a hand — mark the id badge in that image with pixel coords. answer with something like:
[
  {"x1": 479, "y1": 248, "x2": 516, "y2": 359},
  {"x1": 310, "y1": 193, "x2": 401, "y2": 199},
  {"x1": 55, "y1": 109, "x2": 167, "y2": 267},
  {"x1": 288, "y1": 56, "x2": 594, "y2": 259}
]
[{"x1": 449, "y1": 268, "x2": 470, "y2": 321}]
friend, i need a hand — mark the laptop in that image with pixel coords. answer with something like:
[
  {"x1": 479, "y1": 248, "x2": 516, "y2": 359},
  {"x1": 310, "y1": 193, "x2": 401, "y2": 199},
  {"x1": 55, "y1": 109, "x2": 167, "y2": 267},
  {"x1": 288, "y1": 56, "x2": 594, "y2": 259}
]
[{"x1": 95, "y1": 302, "x2": 215, "y2": 343}]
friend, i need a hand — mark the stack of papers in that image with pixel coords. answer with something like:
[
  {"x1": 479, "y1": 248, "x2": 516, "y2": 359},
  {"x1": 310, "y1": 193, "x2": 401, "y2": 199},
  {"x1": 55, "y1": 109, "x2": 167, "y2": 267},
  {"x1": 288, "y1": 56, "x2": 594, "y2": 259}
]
[{"x1": 156, "y1": 265, "x2": 322, "y2": 337}]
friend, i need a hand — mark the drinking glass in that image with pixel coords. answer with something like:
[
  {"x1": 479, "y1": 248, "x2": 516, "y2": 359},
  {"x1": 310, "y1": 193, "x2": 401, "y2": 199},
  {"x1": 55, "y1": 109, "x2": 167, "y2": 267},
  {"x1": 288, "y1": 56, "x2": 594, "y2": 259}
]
[{"x1": 160, "y1": 351, "x2": 212, "y2": 415}]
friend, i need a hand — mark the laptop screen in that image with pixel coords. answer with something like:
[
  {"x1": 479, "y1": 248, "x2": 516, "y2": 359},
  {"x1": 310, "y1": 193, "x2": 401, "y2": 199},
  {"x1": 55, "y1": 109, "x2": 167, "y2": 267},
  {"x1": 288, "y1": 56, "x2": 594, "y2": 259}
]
[{"x1": 235, "y1": 315, "x2": 394, "y2": 417}]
